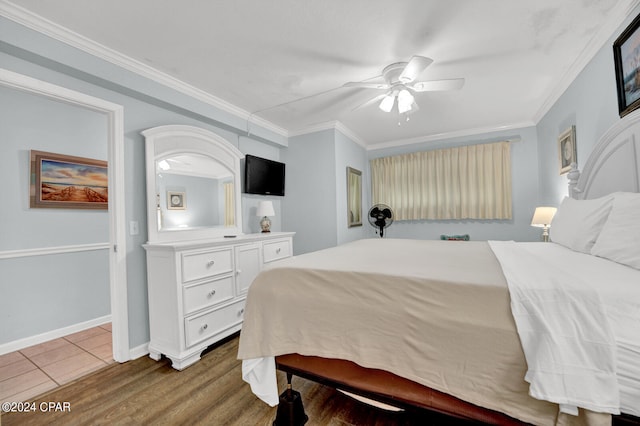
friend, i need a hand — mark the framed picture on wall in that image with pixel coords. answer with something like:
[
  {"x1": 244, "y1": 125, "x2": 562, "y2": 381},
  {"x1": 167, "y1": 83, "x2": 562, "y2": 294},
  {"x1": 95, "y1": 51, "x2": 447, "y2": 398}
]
[
  {"x1": 557, "y1": 125, "x2": 577, "y2": 175},
  {"x1": 346, "y1": 167, "x2": 362, "y2": 227},
  {"x1": 30, "y1": 150, "x2": 108, "y2": 209},
  {"x1": 167, "y1": 191, "x2": 186, "y2": 210},
  {"x1": 614, "y1": 12, "x2": 640, "y2": 117}
]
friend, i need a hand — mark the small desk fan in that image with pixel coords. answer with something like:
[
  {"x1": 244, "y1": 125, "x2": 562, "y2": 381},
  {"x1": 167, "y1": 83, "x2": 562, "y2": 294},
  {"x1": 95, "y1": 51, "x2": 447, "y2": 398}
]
[{"x1": 368, "y1": 204, "x2": 394, "y2": 237}]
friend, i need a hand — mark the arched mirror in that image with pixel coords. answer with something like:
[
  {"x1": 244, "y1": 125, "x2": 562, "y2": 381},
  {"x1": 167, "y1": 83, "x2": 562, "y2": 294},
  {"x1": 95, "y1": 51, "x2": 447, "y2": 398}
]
[{"x1": 142, "y1": 125, "x2": 243, "y2": 243}]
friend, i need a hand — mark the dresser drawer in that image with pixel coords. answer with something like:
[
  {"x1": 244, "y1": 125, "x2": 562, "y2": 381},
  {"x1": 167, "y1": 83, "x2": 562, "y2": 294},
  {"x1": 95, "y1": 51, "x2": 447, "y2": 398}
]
[
  {"x1": 183, "y1": 275, "x2": 234, "y2": 315},
  {"x1": 184, "y1": 300, "x2": 245, "y2": 348},
  {"x1": 263, "y1": 239, "x2": 292, "y2": 263},
  {"x1": 182, "y1": 248, "x2": 233, "y2": 282}
]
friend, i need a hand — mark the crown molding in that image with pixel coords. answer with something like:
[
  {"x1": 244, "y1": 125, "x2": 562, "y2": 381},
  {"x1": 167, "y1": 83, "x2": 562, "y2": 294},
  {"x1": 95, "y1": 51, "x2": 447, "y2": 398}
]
[
  {"x1": 289, "y1": 120, "x2": 367, "y2": 147},
  {"x1": 335, "y1": 122, "x2": 367, "y2": 148},
  {"x1": 367, "y1": 121, "x2": 535, "y2": 151},
  {"x1": 533, "y1": 0, "x2": 640, "y2": 123},
  {"x1": 0, "y1": 0, "x2": 287, "y2": 138}
]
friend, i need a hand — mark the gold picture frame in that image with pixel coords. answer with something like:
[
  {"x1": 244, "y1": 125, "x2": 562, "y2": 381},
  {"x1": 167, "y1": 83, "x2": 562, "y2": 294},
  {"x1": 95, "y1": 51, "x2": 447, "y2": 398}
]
[
  {"x1": 30, "y1": 150, "x2": 108, "y2": 209},
  {"x1": 347, "y1": 167, "x2": 362, "y2": 227},
  {"x1": 558, "y1": 125, "x2": 577, "y2": 175}
]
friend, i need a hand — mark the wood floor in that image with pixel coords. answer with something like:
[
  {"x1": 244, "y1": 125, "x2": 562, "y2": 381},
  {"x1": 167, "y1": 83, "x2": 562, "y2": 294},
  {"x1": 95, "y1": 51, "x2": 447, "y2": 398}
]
[{"x1": 0, "y1": 334, "x2": 481, "y2": 426}]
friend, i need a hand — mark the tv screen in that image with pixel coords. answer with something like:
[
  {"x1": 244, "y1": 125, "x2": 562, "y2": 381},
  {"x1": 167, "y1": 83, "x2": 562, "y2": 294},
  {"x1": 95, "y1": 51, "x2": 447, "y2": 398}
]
[{"x1": 244, "y1": 154, "x2": 285, "y2": 196}]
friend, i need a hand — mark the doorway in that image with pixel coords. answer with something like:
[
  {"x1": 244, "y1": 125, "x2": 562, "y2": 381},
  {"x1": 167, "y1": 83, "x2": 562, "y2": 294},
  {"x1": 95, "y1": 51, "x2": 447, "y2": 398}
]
[{"x1": 0, "y1": 69, "x2": 129, "y2": 363}]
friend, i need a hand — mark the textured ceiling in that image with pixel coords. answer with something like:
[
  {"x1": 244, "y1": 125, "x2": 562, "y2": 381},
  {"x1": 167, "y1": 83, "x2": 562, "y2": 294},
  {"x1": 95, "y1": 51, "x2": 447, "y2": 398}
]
[{"x1": 5, "y1": 0, "x2": 638, "y2": 147}]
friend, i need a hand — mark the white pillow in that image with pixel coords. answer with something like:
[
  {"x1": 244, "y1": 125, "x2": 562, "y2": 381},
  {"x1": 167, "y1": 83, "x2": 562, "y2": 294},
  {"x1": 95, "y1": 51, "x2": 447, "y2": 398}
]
[
  {"x1": 591, "y1": 192, "x2": 640, "y2": 269},
  {"x1": 549, "y1": 194, "x2": 614, "y2": 253}
]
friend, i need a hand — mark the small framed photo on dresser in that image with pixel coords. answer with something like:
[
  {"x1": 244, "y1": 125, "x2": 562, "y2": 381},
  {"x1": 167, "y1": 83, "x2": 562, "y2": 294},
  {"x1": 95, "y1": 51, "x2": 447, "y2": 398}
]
[{"x1": 167, "y1": 191, "x2": 186, "y2": 210}]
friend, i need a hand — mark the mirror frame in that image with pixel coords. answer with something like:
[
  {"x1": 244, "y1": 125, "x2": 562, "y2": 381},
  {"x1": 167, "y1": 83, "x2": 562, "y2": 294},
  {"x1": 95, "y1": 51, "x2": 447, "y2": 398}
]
[
  {"x1": 347, "y1": 166, "x2": 362, "y2": 228},
  {"x1": 142, "y1": 125, "x2": 244, "y2": 243}
]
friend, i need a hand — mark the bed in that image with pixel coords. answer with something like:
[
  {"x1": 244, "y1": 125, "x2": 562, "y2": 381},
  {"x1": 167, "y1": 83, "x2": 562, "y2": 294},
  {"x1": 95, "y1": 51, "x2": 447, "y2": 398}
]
[{"x1": 237, "y1": 110, "x2": 640, "y2": 425}]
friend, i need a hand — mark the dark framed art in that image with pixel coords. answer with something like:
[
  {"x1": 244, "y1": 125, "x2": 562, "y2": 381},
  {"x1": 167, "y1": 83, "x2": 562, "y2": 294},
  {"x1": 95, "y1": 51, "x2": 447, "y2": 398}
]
[
  {"x1": 30, "y1": 150, "x2": 108, "y2": 209},
  {"x1": 614, "y1": 12, "x2": 640, "y2": 117}
]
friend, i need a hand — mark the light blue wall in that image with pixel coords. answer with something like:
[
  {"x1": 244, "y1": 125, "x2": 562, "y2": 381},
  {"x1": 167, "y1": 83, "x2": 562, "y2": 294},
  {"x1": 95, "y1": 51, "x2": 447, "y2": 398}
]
[
  {"x1": 334, "y1": 130, "x2": 368, "y2": 245},
  {"x1": 282, "y1": 130, "x2": 337, "y2": 254},
  {"x1": 0, "y1": 84, "x2": 110, "y2": 345},
  {"x1": 0, "y1": 86, "x2": 109, "y2": 250},
  {"x1": 536, "y1": 6, "x2": 640, "y2": 205},
  {"x1": 1, "y1": 252, "x2": 110, "y2": 343},
  {"x1": 282, "y1": 128, "x2": 368, "y2": 254},
  {"x1": 367, "y1": 127, "x2": 542, "y2": 242},
  {"x1": 1, "y1": 18, "x2": 287, "y2": 349}
]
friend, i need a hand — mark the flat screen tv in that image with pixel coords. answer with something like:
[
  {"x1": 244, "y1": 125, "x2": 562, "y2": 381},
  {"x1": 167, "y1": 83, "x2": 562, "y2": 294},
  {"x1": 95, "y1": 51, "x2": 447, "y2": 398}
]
[{"x1": 244, "y1": 154, "x2": 285, "y2": 196}]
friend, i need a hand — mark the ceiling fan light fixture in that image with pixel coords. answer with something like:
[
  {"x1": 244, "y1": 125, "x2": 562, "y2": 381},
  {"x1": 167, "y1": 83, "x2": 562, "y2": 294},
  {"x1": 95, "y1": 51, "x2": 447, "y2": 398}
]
[
  {"x1": 398, "y1": 101, "x2": 412, "y2": 114},
  {"x1": 397, "y1": 89, "x2": 414, "y2": 114},
  {"x1": 379, "y1": 94, "x2": 395, "y2": 112}
]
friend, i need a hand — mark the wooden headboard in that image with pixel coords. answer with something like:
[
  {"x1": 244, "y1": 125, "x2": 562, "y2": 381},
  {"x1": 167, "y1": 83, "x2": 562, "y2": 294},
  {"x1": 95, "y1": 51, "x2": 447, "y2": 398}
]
[{"x1": 569, "y1": 110, "x2": 640, "y2": 200}]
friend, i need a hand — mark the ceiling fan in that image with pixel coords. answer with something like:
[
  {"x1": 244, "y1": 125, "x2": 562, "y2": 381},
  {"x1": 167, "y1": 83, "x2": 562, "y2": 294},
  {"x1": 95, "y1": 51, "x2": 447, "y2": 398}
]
[{"x1": 344, "y1": 56, "x2": 464, "y2": 115}]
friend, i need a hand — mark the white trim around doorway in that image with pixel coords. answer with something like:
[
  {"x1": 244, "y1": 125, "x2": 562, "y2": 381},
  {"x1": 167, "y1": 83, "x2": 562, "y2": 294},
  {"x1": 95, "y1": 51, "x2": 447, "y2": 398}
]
[{"x1": 0, "y1": 68, "x2": 130, "y2": 363}]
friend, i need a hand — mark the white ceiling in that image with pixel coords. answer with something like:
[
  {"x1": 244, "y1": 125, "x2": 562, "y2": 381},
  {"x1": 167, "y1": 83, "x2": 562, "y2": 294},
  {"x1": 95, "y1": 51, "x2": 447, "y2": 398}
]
[{"x1": 5, "y1": 0, "x2": 638, "y2": 147}]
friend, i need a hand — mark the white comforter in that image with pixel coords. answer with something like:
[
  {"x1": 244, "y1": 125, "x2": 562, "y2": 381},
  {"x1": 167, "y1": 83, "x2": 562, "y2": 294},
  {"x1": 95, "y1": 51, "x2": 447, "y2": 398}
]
[
  {"x1": 239, "y1": 239, "x2": 640, "y2": 421},
  {"x1": 489, "y1": 241, "x2": 620, "y2": 415}
]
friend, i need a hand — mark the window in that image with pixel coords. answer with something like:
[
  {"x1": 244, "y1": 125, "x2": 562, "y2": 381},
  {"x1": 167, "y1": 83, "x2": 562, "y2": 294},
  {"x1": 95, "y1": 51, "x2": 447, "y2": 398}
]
[{"x1": 370, "y1": 141, "x2": 512, "y2": 220}]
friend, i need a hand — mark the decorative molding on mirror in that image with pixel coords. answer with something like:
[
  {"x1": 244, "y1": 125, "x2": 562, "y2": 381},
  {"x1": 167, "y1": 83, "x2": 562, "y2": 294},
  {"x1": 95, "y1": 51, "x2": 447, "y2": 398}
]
[{"x1": 142, "y1": 125, "x2": 244, "y2": 243}]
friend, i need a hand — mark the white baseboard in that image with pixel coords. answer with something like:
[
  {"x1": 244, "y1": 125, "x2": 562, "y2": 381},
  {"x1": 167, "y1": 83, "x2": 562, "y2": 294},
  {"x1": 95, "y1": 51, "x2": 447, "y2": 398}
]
[
  {"x1": 0, "y1": 315, "x2": 112, "y2": 355},
  {"x1": 128, "y1": 342, "x2": 150, "y2": 361}
]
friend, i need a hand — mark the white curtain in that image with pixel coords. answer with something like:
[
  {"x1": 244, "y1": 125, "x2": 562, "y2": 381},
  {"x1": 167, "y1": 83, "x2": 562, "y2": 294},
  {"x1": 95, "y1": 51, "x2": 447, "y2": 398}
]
[
  {"x1": 370, "y1": 141, "x2": 512, "y2": 220},
  {"x1": 224, "y1": 182, "x2": 235, "y2": 226}
]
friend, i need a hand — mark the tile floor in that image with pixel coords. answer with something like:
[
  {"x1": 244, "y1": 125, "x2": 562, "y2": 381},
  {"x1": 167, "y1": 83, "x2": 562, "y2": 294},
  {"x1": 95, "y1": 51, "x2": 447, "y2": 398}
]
[{"x1": 0, "y1": 323, "x2": 113, "y2": 402}]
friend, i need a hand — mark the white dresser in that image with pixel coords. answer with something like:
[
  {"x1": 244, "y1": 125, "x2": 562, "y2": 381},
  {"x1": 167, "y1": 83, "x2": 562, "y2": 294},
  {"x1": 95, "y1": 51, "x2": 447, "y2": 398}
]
[{"x1": 144, "y1": 232, "x2": 293, "y2": 370}]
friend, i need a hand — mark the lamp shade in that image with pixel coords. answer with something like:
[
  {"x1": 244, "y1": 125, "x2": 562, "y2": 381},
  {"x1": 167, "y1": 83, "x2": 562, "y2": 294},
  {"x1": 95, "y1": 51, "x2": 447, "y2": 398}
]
[
  {"x1": 256, "y1": 200, "x2": 275, "y2": 217},
  {"x1": 531, "y1": 207, "x2": 557, "y2": 227},
  {"x1": 379, "y1": 94, "x2": 395, "y2": 112},
  {"x1": 397, "y1": 89, "x2": 414, "y2": 114}
]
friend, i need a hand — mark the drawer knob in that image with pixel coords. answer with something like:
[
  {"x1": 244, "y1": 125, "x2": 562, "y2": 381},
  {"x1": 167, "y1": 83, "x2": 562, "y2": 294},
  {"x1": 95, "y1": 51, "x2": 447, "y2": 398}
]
[
  {"x1": 238, "y1": 308, "x2": 245, "y2": 317},
  {"x1": 276, "y1": 248, "x2": 281, "y2": 254},
  {"x1": 201, "y1": 323, "x2": 208, "y2": 330},
  {"x1": 208, "y1": 290, "x2": 216, "y2": 297},
  {"x1": 206, "y1": 260, "x2": 215, "y2": 267}
]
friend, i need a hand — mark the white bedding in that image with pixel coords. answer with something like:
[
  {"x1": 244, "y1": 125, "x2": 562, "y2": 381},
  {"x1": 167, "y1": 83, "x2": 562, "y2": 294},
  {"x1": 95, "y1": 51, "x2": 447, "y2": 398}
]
[
  {"x1": 239, "y1": 238, "x2": 640, "y2": 421},
  {"x1": 491, "y1": 241, "x2": 640, "y2": 417}
]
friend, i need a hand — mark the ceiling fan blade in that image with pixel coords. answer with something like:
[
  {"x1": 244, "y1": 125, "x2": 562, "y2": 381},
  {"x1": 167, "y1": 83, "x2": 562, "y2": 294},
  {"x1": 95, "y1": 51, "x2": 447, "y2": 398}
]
[
  {"x1": 343, "y1": 82, "x2": 390, "y2": 90},
  {"x1": 410, "y1": 78, "x2": 465, "y2": 92},
  {"x1": 352, "y1": 94, "x2": 386, "y2": 111},
  {"x1": 399, "y1": 56, "x2": 433, "y2": 83}
]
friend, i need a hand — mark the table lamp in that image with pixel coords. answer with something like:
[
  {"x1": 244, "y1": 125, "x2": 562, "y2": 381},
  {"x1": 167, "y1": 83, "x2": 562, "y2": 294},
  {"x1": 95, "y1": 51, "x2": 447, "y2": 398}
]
[
  {"x1": 256, "y1": 201, "x2": 275, "y2": 233},
  {"x1": 531, "y1": 206, "x2": 557, "y2": 242}
]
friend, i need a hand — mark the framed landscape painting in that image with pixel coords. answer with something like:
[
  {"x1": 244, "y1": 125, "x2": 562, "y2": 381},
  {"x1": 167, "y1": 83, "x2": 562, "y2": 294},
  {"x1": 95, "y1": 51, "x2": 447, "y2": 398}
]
[
  {"x1": 614, "y1": 12, "x2": 640, "y2": 117},
  {"x1": 30, "y1": 150, "x2": 108, "y2": 209}
]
